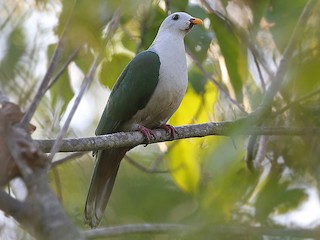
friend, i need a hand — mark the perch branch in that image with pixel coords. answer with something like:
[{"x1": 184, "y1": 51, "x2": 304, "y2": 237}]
[{"x1": 35, "y1": 122, "x2": 320, "y2": 153}]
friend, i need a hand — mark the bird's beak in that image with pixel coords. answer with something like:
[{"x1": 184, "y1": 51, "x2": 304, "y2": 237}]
[{"x1": 190, "y1": 18, "x2": 203, "y2": 25}]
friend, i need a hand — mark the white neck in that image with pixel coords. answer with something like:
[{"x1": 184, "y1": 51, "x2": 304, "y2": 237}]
[{"x1": 148, "y1": 30, "x2": 186, "y2": 56}]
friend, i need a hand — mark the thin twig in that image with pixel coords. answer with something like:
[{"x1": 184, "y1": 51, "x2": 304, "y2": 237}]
[
  {"x1": 20, "y1": 0, "x2": 79, "y2": 128},
  {"x1": 186, "y1": 48, "x2": 247, "y2": 113},
  {"x1": 275, "y1": 87, "x2": 320, "y2": 115},
  {"x1": 227, "y1": 0, "x2": 318, "y2": 125},
  {"x1": 46, "y1": 46, "x2": 83, "y2": 92},
  {"x1": 164, "y1": 0, "x2": 171, "y2": 15},
  {"x1": 52, "y1": 152, "x2": 87, "y2": 167},
  {"x1": 253, "y1": 53, "x2": 266, "y2": 92},
  {"x1": 200, "y1": 0, "x2": 274, "y2": 79},
  {"x1": 20, "y1": 35, "x2": 65, "y2": 128},
  {"x1": 259, "y1": 0, "x2": 317, "y2": 111},
  {"x1": 48, "y1": 56, "x2": 99, "y2": 162},
  {"x1": 125, "y1": 155, "x2": 168, "y2": 173}
]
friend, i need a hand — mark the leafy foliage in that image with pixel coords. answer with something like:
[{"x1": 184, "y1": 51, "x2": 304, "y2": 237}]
[{"x1": 1, "y1": 0, "x2": 320, "y2": 239}]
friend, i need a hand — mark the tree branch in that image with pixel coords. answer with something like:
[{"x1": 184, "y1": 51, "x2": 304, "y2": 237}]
[
  {"x1": 35, "y1": 122, "x2": 320, "y2": 153},
  {"x1": 83, "y1": 223, "x2": 320, "y2": 239},
  {"x1": 0, "y1": 109, "x2": 85, "y2": 240},
  {"x1": 83, "y1": 223, "x2": 188, "y2": 239}
]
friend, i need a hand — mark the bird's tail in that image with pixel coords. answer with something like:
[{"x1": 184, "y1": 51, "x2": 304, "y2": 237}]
[{"x1": 84, "y1": 148, "x2": 128, "y2": 228}]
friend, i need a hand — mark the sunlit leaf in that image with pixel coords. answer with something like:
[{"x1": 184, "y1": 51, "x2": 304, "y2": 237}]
[
  {"x1": 50, "y1": 71, "x2": 74, "y2": 116},
  {"x1": 168, "y1": 84, "x2": 217, "y2": 193},
  {"x1": 121, "y1": 30, "x2": 138, "y2": 53},
  {"x1": 168, "y1": 139, "x2": 201, "y2": 194},
  {"x1": 99, "y1": 53, "x2": 131, "y2": 88}
]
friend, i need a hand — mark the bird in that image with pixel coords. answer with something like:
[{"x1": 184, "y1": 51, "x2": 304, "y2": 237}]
[{"x1": 84, "y1": 12, "x2": 203, "y2": 228}]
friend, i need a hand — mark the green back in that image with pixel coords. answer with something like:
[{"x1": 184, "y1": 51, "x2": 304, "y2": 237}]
[{"x1": 96, "y1": 50, "x2": 161, "y2": 135}]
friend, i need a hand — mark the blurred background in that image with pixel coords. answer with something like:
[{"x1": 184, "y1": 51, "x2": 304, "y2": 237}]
[{"x1": 1, "y1": 0, "x2": 320, "y2": 239}]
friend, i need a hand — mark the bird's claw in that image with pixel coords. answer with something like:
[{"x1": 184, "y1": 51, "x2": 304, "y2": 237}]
[
  {"x1": 160, "y1": 124, "x2": 178, "y2": 138},
  {"x1": 138, "y1": 125, "x2": 155, "y2": 146}
]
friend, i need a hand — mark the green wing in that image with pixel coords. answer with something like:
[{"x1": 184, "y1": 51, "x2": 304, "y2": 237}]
[{"x1": 96, "y1": 50, "x2": 161, "y2": 135}]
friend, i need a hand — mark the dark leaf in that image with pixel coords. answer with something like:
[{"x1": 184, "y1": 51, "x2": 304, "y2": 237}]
[
  {"x1": 0, "y1": 27, "x2": 25, "y2": 83},
  {"x1": 139, "y1": 7, "x2": 167, "y2": 51},
  {"x1": 208, "y1": 13, "x2": 248, "y2": 102},
  {"x1": 189, "y1": 65, "x2": 207, "y2": 94},
  {"x1": 254, "y1": 170, "x2": 307, "y2": 222}
]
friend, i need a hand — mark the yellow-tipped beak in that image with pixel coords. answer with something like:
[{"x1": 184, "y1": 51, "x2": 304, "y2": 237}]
[{"x1": 190, "y1": 18, "x2": 203, "y2": 25}]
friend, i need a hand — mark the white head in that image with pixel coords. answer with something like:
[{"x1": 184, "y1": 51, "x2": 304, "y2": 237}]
[{"x1": 157, "y1": 12, "x2": 203, "y2": 36}]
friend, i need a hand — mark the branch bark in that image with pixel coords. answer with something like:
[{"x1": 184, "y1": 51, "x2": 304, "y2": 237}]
[
  {"x1": 84, "y1": 223, "x2": 188, "y2": 239},
  {"x1": 83, "y1": 223, "x2": 320, "y2": 239},
  {"x1": 35, "y1": 122, "x2": 320, "y2": 153},
  {"x1": 0, "y1": 101, "x2": 85, "y2": 240}
]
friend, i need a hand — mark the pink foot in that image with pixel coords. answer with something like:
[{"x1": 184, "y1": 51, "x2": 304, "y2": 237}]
[
  {"x1": 138, "y1": 125, "x2": 155, "y2": 145},
  {"x1": 160, "y1": 124, "x2": 178, "y2": 138}
]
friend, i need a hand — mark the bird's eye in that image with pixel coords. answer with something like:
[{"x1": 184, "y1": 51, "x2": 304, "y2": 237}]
[{"x1": 172, "y1": 14, "x2": 179, "y2": 21}]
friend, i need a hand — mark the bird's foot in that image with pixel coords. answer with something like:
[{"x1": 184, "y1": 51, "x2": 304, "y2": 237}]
[
  {"x1": 138, "y1": 125, "x2": 155, "y2": 146},
  {"x1": 160, "y1": 124, "x2": 178, "y2": 138}
]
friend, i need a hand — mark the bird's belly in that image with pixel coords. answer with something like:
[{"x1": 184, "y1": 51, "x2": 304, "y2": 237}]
[{"x1": 123, "y1": 70, "x2": 187, "y2": 131}]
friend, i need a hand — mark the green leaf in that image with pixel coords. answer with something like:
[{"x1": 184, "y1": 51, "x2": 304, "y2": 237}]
[
  {"x1": 168, "y1": 85, "x2": 217, "y2": 194},
  {"x1": 289, "y1": 55, "x2": 320, "y2": 98},
  {"x1": 139, "y1": 6, "x2": 167, "y2": 50},
  {"x1": 0, "y1": 27, "x2": 25, "y2": 82},
  {"x1": 170, "y1": 0, "x2": 189, "y2": 12},
  {"x1": 168, "y1": 139, "x2": 201, "y2": 194},
  {"x1": 121, "y1": 31, "x2": 138, "y2": 53},
  {"x1": 266, "y1": 0, "x2": 307, "y2": 52},
  {"x1": 50, "y1": 71, "x2": 74, "y2": 116},
  {"x1": 254, "y1": 171, "x2": 307, "y2": 222},
  {"x1": 247, "y1": 0, "x2": 270, "y2": 29},
  {"x1": 99, "y1": 53, "x2": 131, "y2": 89},
  {"x1": 200, "y1": 137, "x2": 252, "y2": 223},
  {"x1": 208, "y1": 13, "x2": 248, "y2": 103},
  {"x1": 187, "y1": 3, "x2": 208, "y2": 20},
  {"x1": 58, "y1": 0, "x2": 121, "y2": 52},
  {"x1": 185, "y1": 5, "x2": 212, "y2": 63},
  {"x1": 189, "y1": 65, "x2": 207, "y2": 94}
]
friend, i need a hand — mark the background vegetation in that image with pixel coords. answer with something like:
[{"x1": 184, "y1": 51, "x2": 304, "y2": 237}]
[{"x1": 1, "y1": 0, "x2": 320, "y2": 239}]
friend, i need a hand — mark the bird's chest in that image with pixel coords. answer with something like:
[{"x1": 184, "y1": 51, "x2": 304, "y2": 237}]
[
  {"x1": 127, "y1": 52, "x2": 188, "y2": 129},
  {"x1": 156, "y1": 53, "x2": 188, "y2": 103}
]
